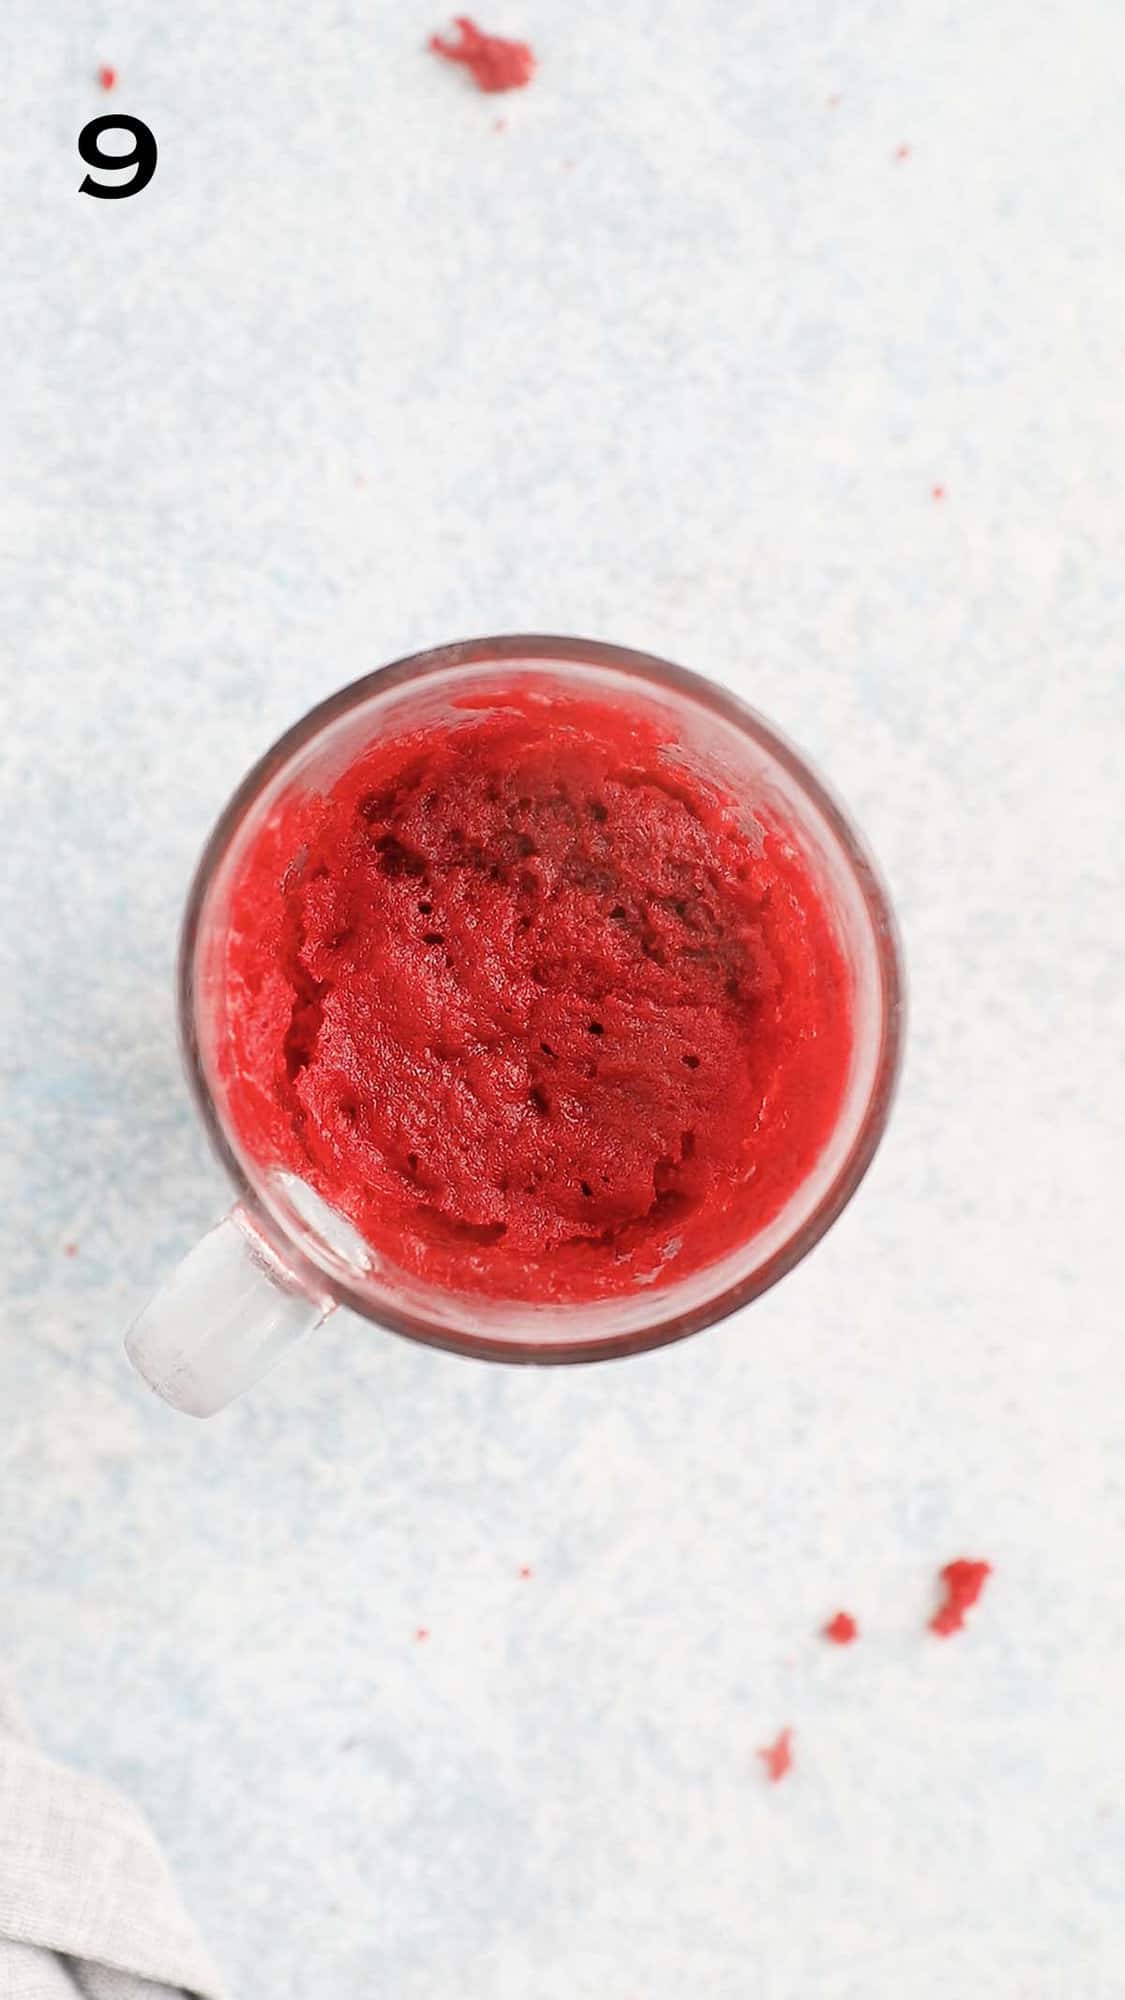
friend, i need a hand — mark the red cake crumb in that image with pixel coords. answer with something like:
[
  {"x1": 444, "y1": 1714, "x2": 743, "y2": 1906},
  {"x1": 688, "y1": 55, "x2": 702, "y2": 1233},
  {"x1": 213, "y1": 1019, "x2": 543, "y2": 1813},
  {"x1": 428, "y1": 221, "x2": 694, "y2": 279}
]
[
  {"x1": 824, "y1": 1610, "x2": 858, "y2": 1645},
  {"x1": 931, "y1": 484, "x2": 946, "y2": 501},
  {"x1": 930, "y1": 1559, "x2": 992, "y2": 1637},
  {"x1": 758, "y1": 1727, "x2": 793, "y2": 1784},
  {"x1": 414, "y1": 1626, "x2": 431, "y2": 1643},
  {"x1": 518, "y1": 1565, "x2": 533, "y2": 1580},
  {"x1": 894, "y1": 143, "x2": 912, "y2": 161},
  {"x1": 97, "y1": 64, "x2": 117, "y2": 90},
  {"x1": 429, "y1": 16, "x2": 535, "y2": 92}
]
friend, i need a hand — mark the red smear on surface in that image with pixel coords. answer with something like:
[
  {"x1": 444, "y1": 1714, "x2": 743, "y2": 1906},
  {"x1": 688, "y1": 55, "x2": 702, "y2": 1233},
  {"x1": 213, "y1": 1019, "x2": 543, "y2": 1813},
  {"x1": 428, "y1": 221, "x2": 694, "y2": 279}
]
[
  {"x1": 63, "y1": 1242, "x2": 79, "y2": 1258},
  {"x1": 894, "y1": 143, "x2": 911, "y2": 161},
  {"x1": 414, "y1": 1626, "x2": 431, "y2": 1642},
  {"x1": 518, "y1": 1564, "x2": 533, "y2": 1580},
  {"x1": 824, "y1": 1610, "x2": 858, "y2": 1645},
  {"x1": 930, "y1": 1559, "x2": 991, "y2": 1637},
  {"x1": 931, "y1": 484, "x2": 946, "y2": 501},
  {"x1": 220, "y1": 691, "x2": 852, "y2": 1307},
  {"x1": 758, "y1": 1727, "x2": 793, "y2": 1784},
  {"x1": 429, "y1": 16, "x2": 536, "y2": 93},
  {"x1": 97, "y1": 65, "x2": 117, "y2": 90}
]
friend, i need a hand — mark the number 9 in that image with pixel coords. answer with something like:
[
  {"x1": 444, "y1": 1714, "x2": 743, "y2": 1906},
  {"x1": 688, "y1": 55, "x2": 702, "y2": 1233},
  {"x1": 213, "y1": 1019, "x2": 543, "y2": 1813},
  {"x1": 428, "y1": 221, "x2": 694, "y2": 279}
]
[{"x1": 78, "y1": 116, "x2": 158, "y2": 199}]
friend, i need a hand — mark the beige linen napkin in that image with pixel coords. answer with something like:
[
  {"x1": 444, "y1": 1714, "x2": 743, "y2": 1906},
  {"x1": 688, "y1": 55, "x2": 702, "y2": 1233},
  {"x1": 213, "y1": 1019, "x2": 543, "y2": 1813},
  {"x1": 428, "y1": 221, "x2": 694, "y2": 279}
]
[{"x1": 0, "y1": 1683, "x2": 223, "y2": 2000}]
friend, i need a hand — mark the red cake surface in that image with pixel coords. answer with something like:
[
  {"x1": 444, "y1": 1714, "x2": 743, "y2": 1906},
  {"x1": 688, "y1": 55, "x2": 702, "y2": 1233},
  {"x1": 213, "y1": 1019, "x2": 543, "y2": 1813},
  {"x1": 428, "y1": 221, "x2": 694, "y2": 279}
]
[{"x1": 218, "y1": 689, "x2": 851, "y2": 1303}]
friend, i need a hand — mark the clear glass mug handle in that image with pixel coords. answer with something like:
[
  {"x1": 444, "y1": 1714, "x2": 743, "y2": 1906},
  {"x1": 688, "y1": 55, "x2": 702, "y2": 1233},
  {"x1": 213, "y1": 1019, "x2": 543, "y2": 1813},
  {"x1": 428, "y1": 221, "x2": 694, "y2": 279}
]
[{"x1": 125, "y1": 1205, "x2": 335, "y2": 1417}]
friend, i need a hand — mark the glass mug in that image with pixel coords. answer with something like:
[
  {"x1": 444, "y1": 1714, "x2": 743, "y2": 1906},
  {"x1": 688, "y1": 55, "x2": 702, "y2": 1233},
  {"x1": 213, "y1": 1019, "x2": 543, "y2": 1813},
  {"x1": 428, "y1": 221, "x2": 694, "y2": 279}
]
[{"x1": 126, "y1": 635, "x2": 903, "y2": 1416}]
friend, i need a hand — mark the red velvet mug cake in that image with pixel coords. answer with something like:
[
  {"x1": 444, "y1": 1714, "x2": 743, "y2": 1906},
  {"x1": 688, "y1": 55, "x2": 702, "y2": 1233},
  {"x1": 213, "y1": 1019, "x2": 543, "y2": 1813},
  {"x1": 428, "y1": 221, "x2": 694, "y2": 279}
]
[{"x1": 127, "y1": 637, "x2": 901, "y2": 1415}]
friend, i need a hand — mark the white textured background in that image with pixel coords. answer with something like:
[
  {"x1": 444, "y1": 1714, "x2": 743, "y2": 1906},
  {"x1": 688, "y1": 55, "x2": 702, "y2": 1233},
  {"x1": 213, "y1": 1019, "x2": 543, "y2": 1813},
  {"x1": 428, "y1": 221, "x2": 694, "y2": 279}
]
[{"x1": 3, "y1": 1, "x2": 1125, "y2": 1994}]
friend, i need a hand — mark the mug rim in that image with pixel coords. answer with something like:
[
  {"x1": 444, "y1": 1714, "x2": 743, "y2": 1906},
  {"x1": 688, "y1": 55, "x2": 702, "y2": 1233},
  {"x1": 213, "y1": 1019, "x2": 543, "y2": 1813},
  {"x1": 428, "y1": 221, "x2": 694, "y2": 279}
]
[{"x1": 179, "y1": 633, "x2": 905, "y2": 1365}]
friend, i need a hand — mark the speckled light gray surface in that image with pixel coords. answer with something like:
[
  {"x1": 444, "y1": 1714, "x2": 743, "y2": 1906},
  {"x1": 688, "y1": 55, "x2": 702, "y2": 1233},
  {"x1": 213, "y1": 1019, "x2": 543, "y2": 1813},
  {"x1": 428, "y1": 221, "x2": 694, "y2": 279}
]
[{"x1": 3, "y1": 1, "x2": 1125, "y2": 1994}]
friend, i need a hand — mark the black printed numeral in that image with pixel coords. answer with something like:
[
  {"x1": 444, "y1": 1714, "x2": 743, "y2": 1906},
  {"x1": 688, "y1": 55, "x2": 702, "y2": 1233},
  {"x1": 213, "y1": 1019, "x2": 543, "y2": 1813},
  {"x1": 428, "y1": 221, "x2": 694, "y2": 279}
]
[{"x1": 78, "y1": 116, "x2": 158, "y2": 199}]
